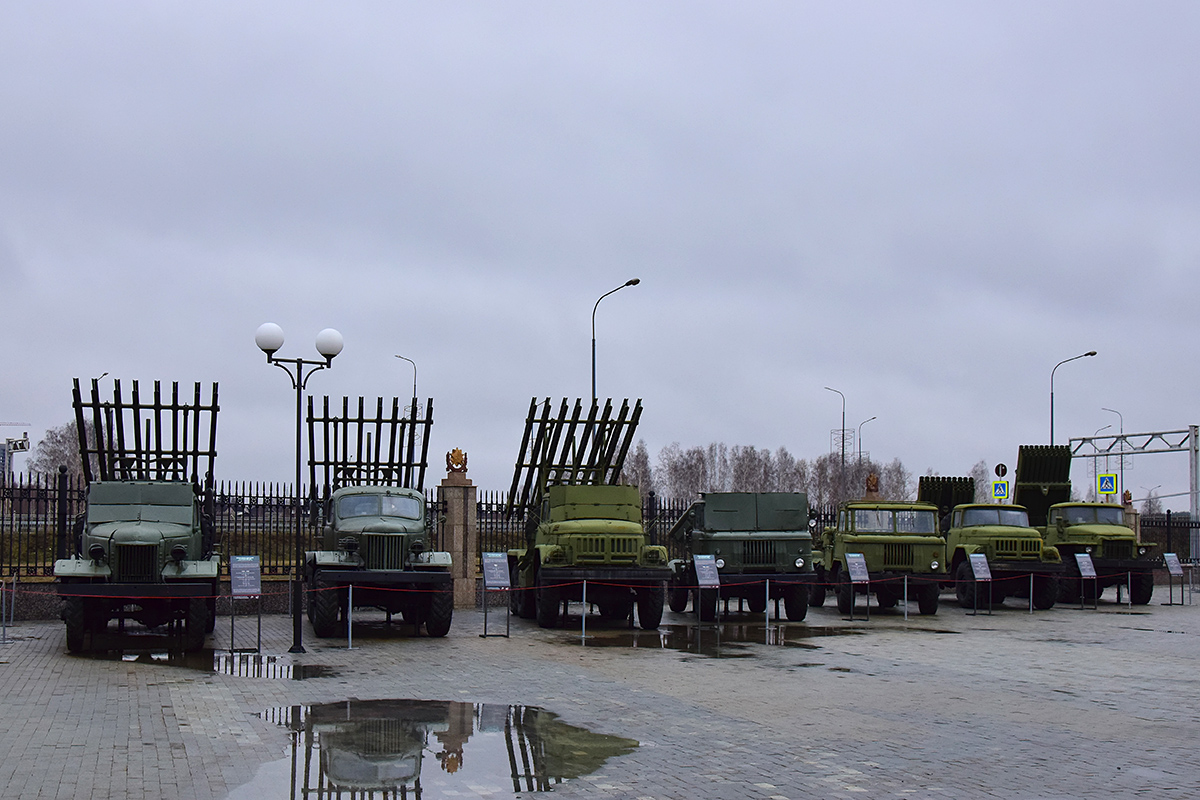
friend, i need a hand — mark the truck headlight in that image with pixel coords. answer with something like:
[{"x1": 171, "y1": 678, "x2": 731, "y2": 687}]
[
  {"x1": 339, "y1": 537, "x2": 359, "y2": 553},
  {"x1": 1138, "y1": 547, "x2": 1147, "y2": 555},
  {"x1": 88, "y1": 543, "x2": 105, "y2": 562},
  {"x1": 171, "y1": 545, "x2": 187, "y2": 563},
  {"x1": 930, "y1": 560, "x2": 940, "y2": 570},
  {"x1": 1085, "y1": 546, "x2": 1093, "y2": 554},
  {"x1": 715, "y1": 558, "x2": 725, "y2": 569},
  {"x1": 794, "y1": 557, "x2": 805, "y2": 568}
]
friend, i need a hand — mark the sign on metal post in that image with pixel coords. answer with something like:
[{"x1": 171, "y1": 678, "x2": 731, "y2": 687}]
[
  {"x1": 967, "y1": 552, "x2": 992, "y2": 616},
  {"x1": 992, "y1": 481, "x2": 1009, "y2": 501},
  {"x1": 1096, "y1": 474, "x2": 1118, "y2": 497},
  {"x1": 1164, "y1": 553, "x2": 1184, "y2": 606},
  {"x1": 1074, "y1": 553, "x2": 1099, "y2": 609},
  {"x1": 1165, "y1": 553, "x2": 1183, "y2": 577},
  {"x1": 844, "y1": 553, "x2": 869, "y2": 621},
  {"x1": 229, "y1": 556, "x2": 262, "y2": 654},
  {"x1": 693, "y1": 554, "x2": 721, "y2": 588},
  {"x1": 481, "y1": 553, "x2": 511, "y2": 638}
]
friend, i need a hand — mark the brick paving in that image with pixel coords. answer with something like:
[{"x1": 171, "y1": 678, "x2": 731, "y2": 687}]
[{"x1": 0, "y1": 592, "x2": 1198, "y2": 799}]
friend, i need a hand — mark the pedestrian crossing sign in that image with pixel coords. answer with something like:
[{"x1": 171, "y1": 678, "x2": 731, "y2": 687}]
[
  {"x1": 1097, "y1": 474, "x2": 1117, "y2": 496},
  {"x1": 992, "y1": 481, "x2": 1009, "y2": 501}
]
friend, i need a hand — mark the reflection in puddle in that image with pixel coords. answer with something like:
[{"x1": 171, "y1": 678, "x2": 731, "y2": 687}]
[
  {"x1": 253, "y1": 700, "x2": 637, "y2": 797},
  {"x1": 567, "y1": 623, "x2": 866, "y2": 657},
  {"x1": 90, "y1": 649, "x2": 336, "y2": 679}
]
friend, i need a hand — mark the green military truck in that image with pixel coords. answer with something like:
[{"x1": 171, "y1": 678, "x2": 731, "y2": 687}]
[
  {"x1": 665, "y1": 492, "x2": 814, "y2": 621},
  {"x1": 918, "y1": 476, "x2": 1062, "y2": 609},
  {"x1": 304, "y1": 395, "x2": 454, "y2": 637},
  {"x1": 54, "y1": 379, "x2": 220, "y2": 652},
  {"x1": 506, "y1": 398, "x2": 668, "y2": 630},
  {"x1": 1015, "y1": 445, "x2": 1159, "y2": 604},
  {"x1": 811, "y1": 497, "x2": 945, "y2": 615}
]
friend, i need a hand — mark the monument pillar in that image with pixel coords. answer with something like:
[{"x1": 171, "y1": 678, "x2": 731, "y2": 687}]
[{"x1": 438, "y1": 449, "x2": 478, "y2": 608}]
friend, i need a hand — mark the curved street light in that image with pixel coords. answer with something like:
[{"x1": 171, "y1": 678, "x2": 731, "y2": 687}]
[
  {"x1": 857, "y1": 416, "x2": 876, "y2": 463},
  {"x1": 824, "y1": 387, "x2": 846, "y2": 495},
  {"x1": 255, "y1": 322, "x2": 344, "y2": 654},
  {"x1": 394, "y1": 354, "x2": 417, "y2": 401},
  {"x1": 592, "y1": 279, "x2": 640, "y2": 403},
  {"x1": 1102, "y1": 407, "x2": 1125, "y2": 499},
  {"x1": 1049, "y1": 351, "x2": 1096, "y2": 444}
]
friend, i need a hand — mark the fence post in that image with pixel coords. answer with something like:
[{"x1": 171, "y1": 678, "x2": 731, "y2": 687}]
[
  {"x1": 55, "y1": 466, "x2": 69, "y2": 561},
  {"x1": 1166, "y1": 510, "x2": 1172, "y2": 556},
  {"x1": 438, "y1": 457, "x2": 478, "y2": 608}
]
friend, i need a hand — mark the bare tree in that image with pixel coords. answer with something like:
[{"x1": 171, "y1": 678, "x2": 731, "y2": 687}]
[
  {"x1": 969, "y1": 460, "x2": 991, "y2": 502},
  {"x1": 1141, "y1": 489, "x2": 1163, "y2": 516},
  {"x1": 26, "y1": 420, "x2": 95, "y2": 481},
  {"x1": 657, "y1": 442, "x2": 710, "y2": 501},
  {"x1": 621, "y1": 439, "x2": 656, "y2": 501},
  {"x1": 879, "y1": 458, "x2": 914, "y2": 501}
]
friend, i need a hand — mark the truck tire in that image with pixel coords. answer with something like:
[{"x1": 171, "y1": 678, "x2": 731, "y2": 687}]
[
  {"x1": 636, "y1": 585, "x2": 664, "y2": 630},
  {"x1": 747, "y1": 590, "x2": 768, "y2": 615},
  {"x1": 205, "y1": 583, "x2": 218, "y2": 633},
  {"x1": 697, "y1": 587, "x2": 718, "y2": 622},
  {"x1": 513, "y1": 564, "x2": 536, "y2": 619},
  {"x1": 64, "y1": 597, "x2": 86, "y2": 654},
  {"x1": 784, "y1": 585, "x2": 808, "y2": 621},
  {"x1": 598, "y1": 598, "x2": 633, "y2": 620},
  {"x1": 667, "y1": 581, "x2": 689, "y2": 613},
  {"x1": 876, "y1": 589, "x2": 898, "y2": 610},
  {"x1": 955, "y1": 561, "x2": 976, "y2": 608},
  {"x1": 917, "y1": 583, "x2": 939, "y2": 615},
  {"x1": 836, "y1": 570, "x2": 854, "y2": 615},
  {"x1": 311, "y1": 577, "x2": 342, "y2": 638},
  {"x1": 1032, "y1": 575, "x2": 1058, "y2": 610},
  {"x1": 535, "y1": 573, "x2": 561, "y2": 628},
  {"x1": 185, "y1": 598, "x2": 207, "y2": 651},
  {"x1": 425, "y1": 583, "x2": 453, "y2": 637},
  {"x1": 1131, "y1": 571, "x2": 1154, "y2": 605},
  {"x1": 808, "y1": 576, "x2": 826, "y2": 608}
]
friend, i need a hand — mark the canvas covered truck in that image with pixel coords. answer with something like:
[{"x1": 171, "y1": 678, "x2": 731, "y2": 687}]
[
  {"x1": 1015, "y1": 445, "x2": 1159, "y2": 604},
  {"x1": 666, "y1": 491, "x2": 814, "y2": 621},
  {"x1": 811, "y1": 492, "x2": 945, "y2": 615},
  {"x1": 304, "y1": 395, "x2": 453, "y2": 638},
  {"x1": 918, "y1": 476, "x2": 1062, "y2": 609},
  {"x1": 506, "y1": 398, "x2": 669, "y2": 630},
  {"x1": 54, "y1": 378, "x2": 220, "y2": 652}
]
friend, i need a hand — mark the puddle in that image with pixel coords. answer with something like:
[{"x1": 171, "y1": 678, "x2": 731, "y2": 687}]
[
  {"x1": 85, "y1": 649, "x2": 336, "y2": 679},
  {"x1": 563, "y1": 623, "x2": 865, "y2": 657},
  {"x1": 242, "y1": 699, "x2": 637, "y2": 798}
]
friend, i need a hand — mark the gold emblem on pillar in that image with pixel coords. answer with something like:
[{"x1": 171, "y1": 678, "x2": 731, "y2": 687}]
[{"x1": 446, "y1": 448, "x2": 468, "y2": 474}]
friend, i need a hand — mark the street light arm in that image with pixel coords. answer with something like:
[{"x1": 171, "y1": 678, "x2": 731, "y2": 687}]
[
  {"x1": 591, "y1": 279, "x2": 641, "y2": 402},
  {"x1": 1049, "y1": 350, "x2": 1097, "y2": 444}
]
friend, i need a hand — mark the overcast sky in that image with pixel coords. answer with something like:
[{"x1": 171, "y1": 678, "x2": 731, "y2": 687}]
[{"x1": 2, "y1": 2, "x2": 1197, "y2": 508}]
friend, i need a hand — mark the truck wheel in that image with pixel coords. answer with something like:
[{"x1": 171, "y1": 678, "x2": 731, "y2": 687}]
[
  {"x1": 535, "y1": 573, "x2": 561, "y2": 628},
  {"x1": 598, "y1": 598, "x2": 632, "y2": 620},
  {"x1": 1032, "y1": 575, "x2": 1058, "y2": 610},
  {"x1": 312, "y1": 578, "x2": 342, "y2": 638},
  {"x1": 205, "y1": 583, "x2": 218, "y2": 634},
  {"x1": 425, "y1": 583, "x2": 453, "y2": 637},
  {"x1": 667, "y1": 581, "x2": 689, "y2": 613},
  {"x1": 747, "y1": 590, "x2": 768, "y2": 614},
  {"x1": 636, "y1": 585, "x2": 664, "y2": 630},
  {"x1": 64, "y1": 597, "x2": 87, "y2": 653},
  {"x1": 1131, "y1": 571, "x2": 1154, "y2": 605},
  {"x1": 808, "y1": 577, "x2": 826, "y2": 608},
  {"x1": 697, "y1": 587, "x2": 718, "y2": 622},
  {"x1": 513, "y1": 564, "x2": 536, "y2": 619},
  {"x1": 876, "y1": 590, "x2": 898, "y2": 610},
  {"x1": 917, "y1": 583, "x2": 939, "y2": 615},
  {"x1": 955, "y1": 561, "x2": 976, "y2": 607},
  {"x1": 836, "y1": 570, "x2": 854, "y2": 615},
  {"x1": 185, "y1": 598, "x2": 207, "y2": 651},
  {"x1": 784, "y1": 585, "x2": 809, "y2": 621}
]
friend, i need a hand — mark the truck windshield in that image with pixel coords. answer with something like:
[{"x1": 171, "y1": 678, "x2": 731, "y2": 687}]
[
  {"x1": 1062, "y1": 506, "x2": 1125, "y2": 525},
  {"x1": 853, "y1": 509, "x2": 937, "y2": 534},
  {"x1": 339, "y1": 494, "x2": 423, "y2": 520},
  {"x1": 962, "y1": 508, "x2": 1030, "y2": 527}
]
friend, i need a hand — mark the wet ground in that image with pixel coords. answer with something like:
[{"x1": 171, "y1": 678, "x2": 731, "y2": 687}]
[{"x1": 1, "y1": 592, "x2": 1198, "y2": 798}]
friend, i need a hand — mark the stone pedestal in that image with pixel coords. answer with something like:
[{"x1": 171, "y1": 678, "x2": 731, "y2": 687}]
[{"x1": 438, "y1": 471, "x2": 478, "y2": 609}]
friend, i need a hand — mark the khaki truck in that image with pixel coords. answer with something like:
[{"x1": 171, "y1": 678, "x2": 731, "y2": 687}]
[
  {"x1": 666, "y1": 491, "x2": 814, "y2": 621},
  {"x1": 505, "y1": 398, "x2": 668, "y2": 630},
  {"x1": 54, "y1": 378, "x2": 220, "y2": 652},
  {"x1": 919, "y1": 476, "x2": 1062, "y2": 609},
  {"x1": 811, "y1": 498, "x2": 945, "y2": 615},
  {"x1": 1014, "y1": 445, "x2": 1159, "y2": 604}
]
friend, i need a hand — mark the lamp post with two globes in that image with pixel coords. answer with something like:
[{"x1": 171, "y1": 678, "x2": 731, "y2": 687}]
[{"x1": 255, "y1": 322, "x2": 344, "y2": 654}]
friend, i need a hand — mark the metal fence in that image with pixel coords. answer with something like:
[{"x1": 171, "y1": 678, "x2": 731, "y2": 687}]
[{"x1": 1139, "y1": 513, "x2": 1197, "y2": 561}]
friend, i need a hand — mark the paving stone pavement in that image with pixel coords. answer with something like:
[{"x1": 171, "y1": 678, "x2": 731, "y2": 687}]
[{"x1": 0, "y1": 592, "x2": 1198, "y2": 799}]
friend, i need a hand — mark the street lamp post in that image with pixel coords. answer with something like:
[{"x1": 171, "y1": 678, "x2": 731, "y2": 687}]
[
  {"x1": 1102, "y1": 407, "x2": 1124, "y2": 499},
  {"x1": 395, "y1": 354, "x2": 418, "y2": 410},
  {"x1": 1050, "y1": 351, "x2": 1097, "y2": 444},
  {"x1": 255, "y1": 322, "x2": 344, "y2": 654},
  {"x1": 1092, "y1": 425, "x2": 1111, "y2": 494},
  {"x1": 825, "y1": 387, "x2": 846, "y2": 497},
  {"x1": 591, "y1": 279, "x2": 640, "y2": 403},
  {"x1": 857, "y1": 416, "x2": 876, "y2": 463}
]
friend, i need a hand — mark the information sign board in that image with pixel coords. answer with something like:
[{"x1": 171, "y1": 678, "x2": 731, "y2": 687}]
[
  {"x1": 1074, "y1": 552, "x2": 1097, "y2": 579},
  {"x1": 846, "y1": 553, "x2": 870, "y2": 583},
  {"x1": 230, "y1": 555, "x2": 261, "y2": 597},
  {"x1": 481, "y1": 553, "x2": 511, "y2": 589},
  {"x1": 1164, "y1": 552, "x2": 1183, "y2": 577},
  {"x1": 968, "y1": 552, "x2": 993, "y2": 581},
  {"x1": 693, "y1": 554, "x2": 721, "y2": 588}
]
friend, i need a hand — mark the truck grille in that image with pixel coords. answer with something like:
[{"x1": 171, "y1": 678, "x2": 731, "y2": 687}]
[
  {"x1": 115, "y1": 544, "x2": 159, "y2": 583},
  {"x1": 994, "y1": 539, "x2": 1042, "y2": 559},
  {"x1": 361, "y1": 534, "x2": 406, "y2": 570},
  {"x1": 882, "y1": 543, "x2": 914, "y2": 569},
  {"x1": 742, "y1": 540, "x2": 778, "y2": 567},
  {"x1": 577, "y1": 536, "x2": 640, "y2": 564},
  {"x1": 1102, "y1": 540, "x2": 1133, "y2": 561}
]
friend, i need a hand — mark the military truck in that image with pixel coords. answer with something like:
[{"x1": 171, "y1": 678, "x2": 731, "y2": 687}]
[
  {"x1": 304, "y1": 395, "x2": 453, "y2": 637},
  {"x1": 54, "y1": 379, "x2": 220, "y2": 652},
  {"x1": 811, "y1": 492, "x2": 945, "y2": 615},
  {"x1": 665, "y1": 492, "x2": 814, "y2": 621},
  {"x1": 506, "y1": 398, "x2": 669, "y2": 630},
  {"x1": 918, "y1": 476, "x2": 1062, "y2": 609},
  {"x1": 1015, "y1": 445, "x2": 1159, "y2": 604}
]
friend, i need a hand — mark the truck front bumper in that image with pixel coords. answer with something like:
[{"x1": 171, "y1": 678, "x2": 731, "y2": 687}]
[
  {"x1": 540, "y1": 567, "x2": 670, "y2": 584},
  {"x1": 314, "y1": 569, "x2": 454, "y2": 587},
  {"x1": 56, "y1": 582, "x2": 212, "y2": 599}
]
